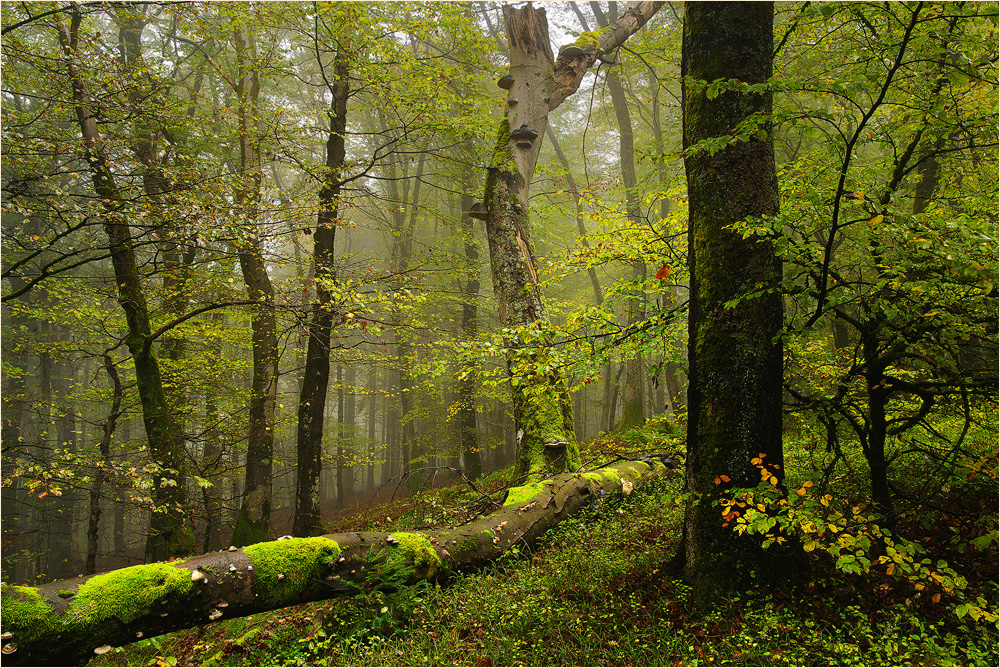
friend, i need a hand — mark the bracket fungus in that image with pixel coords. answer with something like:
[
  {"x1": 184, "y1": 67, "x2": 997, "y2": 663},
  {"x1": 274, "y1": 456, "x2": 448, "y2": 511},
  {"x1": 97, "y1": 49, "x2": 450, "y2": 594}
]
[
  {"x1": 497, "y1": 74, "x2": 514, "y2": 90},
  {"x1": 467, "y1": 203, "x2": 488, "y2": 221},
  {"x1": 511, "y1": 123, "x2": 538, "y2": 148}
]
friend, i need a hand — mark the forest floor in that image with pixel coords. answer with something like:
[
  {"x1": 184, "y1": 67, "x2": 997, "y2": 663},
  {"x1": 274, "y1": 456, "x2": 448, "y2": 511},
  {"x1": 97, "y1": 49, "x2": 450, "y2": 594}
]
[{"x1": 92, "y1": 424, "x2": 998, "y2": 667}]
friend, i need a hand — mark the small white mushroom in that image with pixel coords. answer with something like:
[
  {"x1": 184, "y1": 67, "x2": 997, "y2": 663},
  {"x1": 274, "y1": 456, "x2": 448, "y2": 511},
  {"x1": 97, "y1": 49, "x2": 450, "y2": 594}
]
[
  {"x1": 190, "y1": 569, "x2": 205, "y2": 582},
  {"x1": 2, "y1": 643, "x2": 16, "y2": 655},
  {"x1": 229, "y1": 564, "x2": 237, "y2": 572},
  {"x1": 228, "y1": 545, "x2": 238, "y2": 552},
  {"x1": 136, "y1": 632, "x2": 143, "y2": 638},
  {"x1": 278, "y1": 535, "x2": 293, "y2": 541},
  {"x1": 93, "y1": 646, "x2": 113, "y2": 655},
  {"x1": 216, "y1": 599, "x2": 229, "y2": 608},
  {"x1": 208, "y1": 608, "x2": 223, "y2": 621},
  {"x1": 338, "y1": 556, "x2": 346, "y2": 563},
  {"x1": 247, "y1": 565, "x2": 254, "y2": 571},
  {"x1": 202, "y1": 578, "x2": 209, "y2": 584},
  {"x1": 277, "y1": 573, "x2": 285, "y2": 580},
  {"x1": 0, "y1": 632, "x2": 12, "y2": 640}
]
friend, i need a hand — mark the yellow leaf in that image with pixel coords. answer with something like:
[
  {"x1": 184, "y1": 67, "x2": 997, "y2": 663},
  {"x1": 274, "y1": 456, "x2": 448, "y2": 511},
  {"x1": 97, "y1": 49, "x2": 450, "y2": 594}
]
[
  {"x1": 769, "y1": 476, "x2": 778, "y2": 486},
  {"x1": 915, "y1": 583, "x2": 925, "y2": 591},
  {"x1": 887, "y1": 563, "x2": 895, "y2": 575},
  {"x1": 868, "y1": 214, "x2": 884, "y2": 227}
]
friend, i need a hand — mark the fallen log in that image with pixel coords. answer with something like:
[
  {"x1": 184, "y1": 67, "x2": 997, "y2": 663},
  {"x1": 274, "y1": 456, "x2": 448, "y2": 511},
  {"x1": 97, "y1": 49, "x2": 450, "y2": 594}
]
[{"x1": 0, "y1": 459, "x2": 672, "y2": 666}]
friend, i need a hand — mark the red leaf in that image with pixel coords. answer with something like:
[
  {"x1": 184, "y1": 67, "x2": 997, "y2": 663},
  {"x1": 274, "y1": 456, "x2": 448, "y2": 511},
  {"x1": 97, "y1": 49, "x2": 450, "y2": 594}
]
[{"x1": 655, "y1": 264, "x2": 671, "y2": 280}]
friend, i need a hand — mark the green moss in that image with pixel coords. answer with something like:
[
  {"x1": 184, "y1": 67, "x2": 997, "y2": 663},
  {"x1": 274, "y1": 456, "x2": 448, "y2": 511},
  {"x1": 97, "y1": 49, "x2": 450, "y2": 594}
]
[
  {"x1": 489, "y1": 115, "x2": 518, "y2": 174},
  {"x1": 0, "y1": 584, "x2": 59, "y2": 644},
  {"x1": 503, "y1": 480, "x2": 552, "y2": 506},
  {"x1": 69, "y1": 562, "x2": 194, "y2": 625},
  {"x1": 627, "y1": 466, "x2": 643, "y2": 480},
  {"x1": 390, "y1": 532, "x2": 445, "y2": 577},
  {"x1": 57, "y1": 589, "x2": 75, "y2": 599},
  {"x1": 568, "y1": 30, "x2": 603, "y2": 49},
  {"x1": 244, "y1": 536, "x2": 340, "y2": 607},
  {"x1": 599, "y1": 467, "x2": 622, "y2": 484}
]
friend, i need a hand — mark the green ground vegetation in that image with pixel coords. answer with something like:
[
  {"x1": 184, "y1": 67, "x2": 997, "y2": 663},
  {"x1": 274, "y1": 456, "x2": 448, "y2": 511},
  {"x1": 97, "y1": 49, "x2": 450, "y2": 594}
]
[{"x1": 88, "y1": 415, "x2": 997, "y2": 667}]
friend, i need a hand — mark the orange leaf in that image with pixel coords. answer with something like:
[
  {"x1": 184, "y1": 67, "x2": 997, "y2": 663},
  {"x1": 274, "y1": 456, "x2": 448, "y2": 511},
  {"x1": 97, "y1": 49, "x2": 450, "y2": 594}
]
[
  {"x1": 931, "y1": 593, "x2": 941, "y2": 603},
  {"x1": 655, "y1": 264, "x2": 671, "y2": 280},
  {"x1": 720, "y1": 474, "x2": 730, "y2": 482}
]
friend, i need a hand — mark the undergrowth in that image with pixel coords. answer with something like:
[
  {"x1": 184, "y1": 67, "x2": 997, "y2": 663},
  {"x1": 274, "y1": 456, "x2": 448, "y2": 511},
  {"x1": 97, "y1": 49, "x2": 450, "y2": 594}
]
[{"x1": 90, "y1": 418, "x2": 997, "y2": 667}]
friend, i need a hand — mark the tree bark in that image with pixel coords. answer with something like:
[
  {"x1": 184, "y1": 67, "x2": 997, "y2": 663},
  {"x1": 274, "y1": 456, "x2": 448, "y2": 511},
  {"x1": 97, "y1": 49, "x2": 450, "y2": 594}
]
[
  {"x1": 56, "y1": 9, "x2": 193, "y2": 563},
  {"x1": 681, "y1": 1, "x2": 787, "y2": 605},
  {"x1": 86, "y1": 355, "x2": 123, "y2": 575},
  {"x1": 293, "y1": 48, "x2": 350, "y2": 536},
  {"x1": 0, "y1": 459, "x2": 672, "y2": 666},
  {"x1": 482, "y1": 3, "x2": 662, "y2": 479},
  {"x1": 229, "y1": 25, "x2": 278, "y2": 548},
  {"x1": 589, "y1": 2, "x2": 647, "y2": 432}
]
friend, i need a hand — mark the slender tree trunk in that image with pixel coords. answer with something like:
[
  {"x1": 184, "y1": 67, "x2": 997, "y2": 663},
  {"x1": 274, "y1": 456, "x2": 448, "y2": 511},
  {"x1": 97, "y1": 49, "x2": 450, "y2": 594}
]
[
  {"x1": 57, "y1": 11, "x2": 193, "y2": 562},
  {"x1": 590, "y1": 1, "x2": 646, "y2": 432},
  {"x1": 230, "y1": 26, "x2": 278, "y2": 547},
  {"x1": 87, "y1": 355, "x2": 123, "y2": 575},
  {"x1": 294, "y1": 49, "x2": 349, "y2": 536},
  {"x1": 459, "y1": 178, "x2": 483, "y2": 480},
  {"x1": 343, "y1": 365, "x2": 357, "y2": 501},
  {"x1": 681, "y1": 1, "x2": 787, "y2": 605}
]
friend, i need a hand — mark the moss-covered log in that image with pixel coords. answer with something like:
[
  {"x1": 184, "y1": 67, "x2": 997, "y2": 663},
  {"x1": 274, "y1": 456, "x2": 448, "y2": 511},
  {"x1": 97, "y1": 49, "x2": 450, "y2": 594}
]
[{"x1": 0, "y1": 459, "x2": 672, "y2": 666}]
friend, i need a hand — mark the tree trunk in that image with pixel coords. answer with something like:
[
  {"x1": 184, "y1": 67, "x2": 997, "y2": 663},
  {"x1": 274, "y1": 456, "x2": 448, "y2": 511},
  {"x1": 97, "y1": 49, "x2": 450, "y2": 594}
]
[
  {"x1": 459, "y1": 180, "x2": 483, "y2": 481},
  {"x1": 86, "y1": 355, "x2": 123, "y2": 575},
  {"x1": 1, "y1": 459, "x2": 672, "y2": 667},
  {"x1": 483, "y1": 3, "x2": 661, "y2": 477},
  {"x1": 56, "y1": 11, "x2": 193, "y2": 563},
  {"x1": 590, "y1": 1, "x2": 647, "y2": 432},
  {"x1": 681, "y1": 1, "x2": 787, "y2": 605},
  {"x1": 230, "y1": 25, "x2": 278, "y2": 548},
  {"x1": 293, "y1": 49, "x2": 350, "y2": 537}
]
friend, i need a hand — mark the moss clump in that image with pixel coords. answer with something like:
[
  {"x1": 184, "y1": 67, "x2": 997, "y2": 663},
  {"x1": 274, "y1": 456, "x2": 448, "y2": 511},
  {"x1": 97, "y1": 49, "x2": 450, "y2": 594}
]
[
  {"x1": 244, "y1": 536, "x2": 340, "y2": 607},
  {"x1": 489, "y1": 115, "x2": 518, "y2": 175},
  {"x1": 390, "y1": 532, "x2": 446, "y2": 578},
  {"x1": 0, "y1": 584, "x2": 59, "y2": 644},
  {"x1": 69, "y1": 562, "x2": 194, "y2": 625},
  {"x1": 503, "y1": 480, "x2": 551, "y2": 506},
  {"x1": 57, "y1": 589, "x2": 75, "y2": 599}
]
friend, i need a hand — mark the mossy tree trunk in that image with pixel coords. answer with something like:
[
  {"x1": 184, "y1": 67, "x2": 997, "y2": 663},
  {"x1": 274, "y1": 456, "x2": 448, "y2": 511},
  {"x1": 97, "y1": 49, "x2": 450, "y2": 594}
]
[
  {"x1": 56, "y1": 9, "x2": 194, "y2": 563},
  {"x1": 681, "y1": 1, "x2": 787, "y2": 604},
  {"x1": 293, "y1": 48, "x2": 350, "y2": 537},
  {"x1": 0, "y1": 459, "x2": 672, "y2": 667},
  {"x1": 483, "y1": 3, "x2": 661, "y2": 480}
]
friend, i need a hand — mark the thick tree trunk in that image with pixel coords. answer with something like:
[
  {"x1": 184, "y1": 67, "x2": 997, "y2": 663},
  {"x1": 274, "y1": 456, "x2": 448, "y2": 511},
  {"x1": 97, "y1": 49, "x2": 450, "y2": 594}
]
[
  {"x1": 681, "y1": 1, "x2": 786, "y2": 605},
  {"x1": 293, "y1": 50, "x2": 350, "y2": 536},
  {"x1": 482, "y1": 3, "x2": 662, "y2": 479},
  {"x1": 0, "y1": 459, "x2": 672, "y2": 666},
  {"x1": 56, "y1": 11, "x2": 193, "y2": 563}
]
